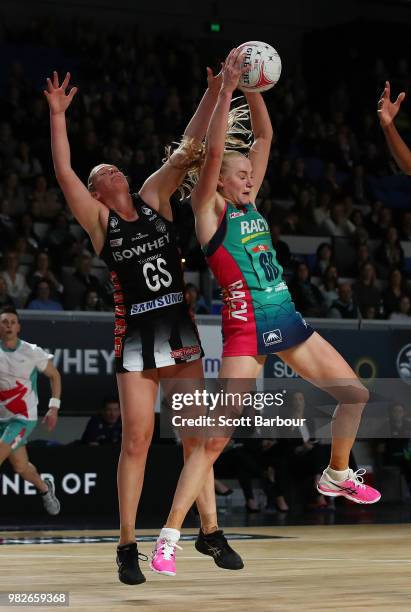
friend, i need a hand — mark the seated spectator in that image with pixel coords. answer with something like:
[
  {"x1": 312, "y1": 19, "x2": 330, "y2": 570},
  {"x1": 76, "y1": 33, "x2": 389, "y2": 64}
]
[
  {"x1": 375, "y1": 227, "x2": 405, "y2": 278},
  {"x1": 184, "y1": 283, "x2": 210, "y2": 315},
  {"x1": 313, "y1": 191, "x2": 331, "y2": 227},
  {"x1": 29, "y1": 174, "x2": 62, "y2": 220},
  {"x1": 12, "y1": 141, "x2": 43, "y2": 184},
  {"x1": 29, "y1": 251, "x2": 63, "y2": 297},
  {"x1": 389, "y1": 295, "x2": 411, "y2": 321},
  {"x1": 81, "y1": 397, "x2": 122, "y2": 445},
  {"x1": 276, "y1": 391, "x2": 331, "y2": 509},
  {"x1": 313, "y1": 242, "x2": 334, "y2": 276},
  {"x1": 351, "y1": 243, "x2": 373, "y2": 277},
  {"x1": 26, "y1": 280, "x2": 63, "y2": 311},
  {"x1": 383, "y1": 269, "x2": 410, "y2": 317},
  {"x1": 366, "y1": 205, "x2": 392, "y2": 240},
  {"x1": 318, "y1": 265, "x2": 339, "y2": 309},
  {"x1": 345, "y1": 163, "x2": 372, "y2": 205},
  {"x1": 317, "y1": 162, "x2": 342, "y2": 196},
  {"x1": 64, "y1": 252, "x2": 104, "y2": 310},
  {"x1": 45, "y1": 213, "x2": 80, "y2": 268},
  {"x1": 0, "y1": 276, "x2": 15, "y2": 309},
  {"x1": 83, "y1": 289, "x2": 107, "y2": 311},
  {"x1": 0, "y1": 172, "x2": 27, "y2": 217},
  {"x1": 213, "y1": 440, "x2": 262, "y2": 513},
  {"x1": 377, "y1": 403, "x2": 411, "y2": 493},
  {"x1": 290, "y1": 262, "x2": 326, "y2": 317},
  {"x1": 322, "y1": 200, "x2": 356, "y2": 237},
  {"x1": 17, "y1": 213, "x2": 40, "y2": 254},
  {"x1": 0, "y1": 250, "x2": 30, "y2": 307},
  {"x1": 269, "y1": 222, "x2": 291, "y2": 268},
  {"x1": 352, "y1": 263, "x2": 381, "y2": 317},
  {"x1": 328, "y1": 282, "x2": 359, "y2": 318}
]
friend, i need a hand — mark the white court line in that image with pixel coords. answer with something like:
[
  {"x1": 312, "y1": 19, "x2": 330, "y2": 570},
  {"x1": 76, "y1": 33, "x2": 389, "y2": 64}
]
[{"x1": 2, "y1": 553, "x2": 411, "y2": 564}]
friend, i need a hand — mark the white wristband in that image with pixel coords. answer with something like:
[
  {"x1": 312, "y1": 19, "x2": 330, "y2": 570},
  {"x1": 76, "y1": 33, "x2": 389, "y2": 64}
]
[{"x1": 48, "y1": 398, "x2": 61, "y2": 410}]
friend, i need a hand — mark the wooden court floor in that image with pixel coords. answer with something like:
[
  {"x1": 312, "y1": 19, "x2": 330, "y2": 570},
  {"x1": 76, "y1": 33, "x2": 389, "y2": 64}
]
[{"x1": 0, "y1": 524, "x2": 411, "y2": 611}]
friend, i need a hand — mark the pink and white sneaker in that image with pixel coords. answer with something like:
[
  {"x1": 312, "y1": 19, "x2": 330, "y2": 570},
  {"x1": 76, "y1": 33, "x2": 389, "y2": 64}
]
[
  {"x1": 317, "y1": 468, "x2": 381, "y2": 504},
  {"x1": 150, "y1": 538, "x2": 182, "y2": 576}
]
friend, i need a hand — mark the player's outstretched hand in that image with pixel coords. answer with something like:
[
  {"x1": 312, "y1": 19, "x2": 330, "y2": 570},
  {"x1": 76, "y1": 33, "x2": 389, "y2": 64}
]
[
  {"x1": 44, "y1": 71, "x2": 78, "y2": 115},
  {"x1": 378, "y1": 81, "x2": 406, "y2": 127}
]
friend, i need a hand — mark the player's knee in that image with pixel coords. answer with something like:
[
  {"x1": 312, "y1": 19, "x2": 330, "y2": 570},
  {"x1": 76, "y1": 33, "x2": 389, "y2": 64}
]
[
  {"x1": 121, "y1": 432, "x2": 152, "y2": 457},
  {"x1": 204, "y1": 437, "x2": 229, "y2": 458}
]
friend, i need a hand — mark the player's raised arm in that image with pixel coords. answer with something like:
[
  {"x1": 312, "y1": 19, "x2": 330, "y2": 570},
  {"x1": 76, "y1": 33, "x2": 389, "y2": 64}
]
[
  {"x1": 244, "y1": 91, "x2": 273, "y2": 201},
  {"x1": 191, "y1": 48, "x2": 244, "y2": 211},
  {"x1": 378, "y1": 80, "x2": 411, "y2": 174},
  {"x1": 45, "y1": 72, "x2": 103, "y2": 239},
  {"x1": 139, "y1": 66, "x2": 223, "y2": 206}
]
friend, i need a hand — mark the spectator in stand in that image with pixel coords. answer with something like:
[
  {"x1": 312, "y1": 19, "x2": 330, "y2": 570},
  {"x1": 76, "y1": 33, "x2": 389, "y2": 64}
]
[
  {"x1": 345, "y1": 164, "x2": 371, "y2": 205},
  {"x1": 29, "y1": 251, "x2": 63, "y2": 297},
  {"x1": 29, "y1": 174, "x2": 61, "y2": 220},
  {"x1": 383, "y1": 269, "x2": 410, "y2": 317},
  {"x1": 317, "y1": 162, "x2": 342, "y2": 196},
  {"x1": 289, "y1": 262, "x2": 326, "y2": 317},
  {"x1": 0, "y1": 250, "x2": 30, "y2": 307},
  {"x1": 313, "y1": 191, "x2": 331, "y2": 228},
  {"x1": 376, "y1": 403, "x2": 411, "y2": 493},
  {"x1": 0, "y1": 276, "x2": 14, "y2": 309},
  {"x1": 313, "y1": 242, "x2": 334, "y2": 276},
  {"x1": 269, "y1": 222, "x2": 291, "y2": 268},
  {"x1": 18, "y1": 213, "x2": 40, "y2": 254},
  {"x1": 323, "y1": 200, "x2": 356, "y2": 237},
  {"x1": 351, "y1": 243, "x2": 373, "y2": 277},
  {"x1": 318, "y1": 265, "x2": 339, "y2": 309},
  {"x1": 63, "y1": 252, "x2": 104, "y2": 310},
  {"x1": 389, "y1": 295, "x2": 411, "y2": 321},
  {"x1": 328, "y1": 282, "x2": 359, "y2": 319},
  {"x1": 352, "y1": 263, "x2": 381, "y2": 317},
  {"x1": 44, "y1": 213, "x2": 80, "y2": 268},
  {"x1": 83, "y1": 288, "x2": 108, "y2": 311},
  {"x1": 276, "y1": 391, "x2": 331, "y2": 509},
  {"x1": 0, "y1": 172, "x2": 27, "y2": 217},
  {"x1": 375, "y1": 226, "x2": 404, "y2": 278},
  {"x1": 12, "y1": 141, "x2": 42, "y2": 184},
  {"x1": 184, "y1": 283, "x2": 210, "y2": 315},
  {"x1": 81, "y1": 397, "x2": 122, "y2": 445},
  {"x1": 366, "y1": 205, "x2": 392, "y2": 240},
  {"x1": 26, "y1": 279, "x2": 63, "y2": 311}
]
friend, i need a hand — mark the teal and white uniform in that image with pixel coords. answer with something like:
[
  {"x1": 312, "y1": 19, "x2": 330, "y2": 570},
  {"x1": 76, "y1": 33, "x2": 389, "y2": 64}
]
[
  {"x1": 0, "y1": 340, "x2": 52, "y2": 449},
  {"x1": 204, "y1": 202, "x2": 314, "y2": 356}
]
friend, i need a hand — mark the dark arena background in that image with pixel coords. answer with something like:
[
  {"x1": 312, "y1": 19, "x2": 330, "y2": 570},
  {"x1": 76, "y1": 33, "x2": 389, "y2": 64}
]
[{"x1": 1, "y1": 0, "x2": 411, "y2": 610}]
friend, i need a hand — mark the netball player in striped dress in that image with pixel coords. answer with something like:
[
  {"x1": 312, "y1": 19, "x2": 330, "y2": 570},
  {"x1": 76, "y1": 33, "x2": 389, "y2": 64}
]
[
  {"x1": 45, "y1": 69, "x2": 242, "y2": 585},
  {"x1": 188, "y1": 48, "x2": 381, "y2": 512}
]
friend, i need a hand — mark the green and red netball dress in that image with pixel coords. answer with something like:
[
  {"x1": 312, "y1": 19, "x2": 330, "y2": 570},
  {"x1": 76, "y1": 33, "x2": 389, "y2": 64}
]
[{"x1": 204, "y1": 202, "x2": 314, "y2": 356}]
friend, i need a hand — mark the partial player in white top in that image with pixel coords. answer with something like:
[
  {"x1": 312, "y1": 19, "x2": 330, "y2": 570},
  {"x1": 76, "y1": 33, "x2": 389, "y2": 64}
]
[{"x1": 0, "y1": 307, "x2": 62, "y2": 515}]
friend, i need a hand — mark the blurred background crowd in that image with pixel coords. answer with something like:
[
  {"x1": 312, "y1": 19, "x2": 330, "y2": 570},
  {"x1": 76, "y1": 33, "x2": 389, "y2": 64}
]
[{"x1": 0, "y1": 14, "x2": 411, "y2": 321}]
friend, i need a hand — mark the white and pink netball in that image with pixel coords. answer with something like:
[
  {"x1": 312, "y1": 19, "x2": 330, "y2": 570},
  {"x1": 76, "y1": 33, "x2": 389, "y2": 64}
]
[{"x1": 237, "y1": 41, "x2": 281, "y2": 93}]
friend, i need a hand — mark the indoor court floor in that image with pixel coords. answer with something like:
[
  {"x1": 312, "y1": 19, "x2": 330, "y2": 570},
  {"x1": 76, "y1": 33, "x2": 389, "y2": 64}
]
[{"x1": 1, "y1": 524, "x2": 410, "y2": 611}]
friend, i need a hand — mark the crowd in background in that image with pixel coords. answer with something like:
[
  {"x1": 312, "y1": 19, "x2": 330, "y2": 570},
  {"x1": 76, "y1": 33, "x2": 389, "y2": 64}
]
[{"x1": 0, "y1": 16, "x2": 411, "y2": 320}]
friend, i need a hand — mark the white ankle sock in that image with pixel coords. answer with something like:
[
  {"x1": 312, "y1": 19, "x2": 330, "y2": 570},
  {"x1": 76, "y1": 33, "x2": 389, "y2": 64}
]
[
  {"x1": 159, "y1": 527, "x2": 180, "y2": 543},
  {"x1": 325, "y1": 466, "x2": 350, "y2": 481}
]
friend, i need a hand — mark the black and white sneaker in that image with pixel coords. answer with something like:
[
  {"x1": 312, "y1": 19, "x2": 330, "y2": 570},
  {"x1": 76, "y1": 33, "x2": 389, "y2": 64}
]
[
  {"x1": 116, "y1": 542, "x2": 147, "y2": 585},
  {"x1": 41, "y1": 477, "x2": 60, "y2": 515},
  {"x1": 195, "y1": 529, "x2": 244, "y2": 570}
]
